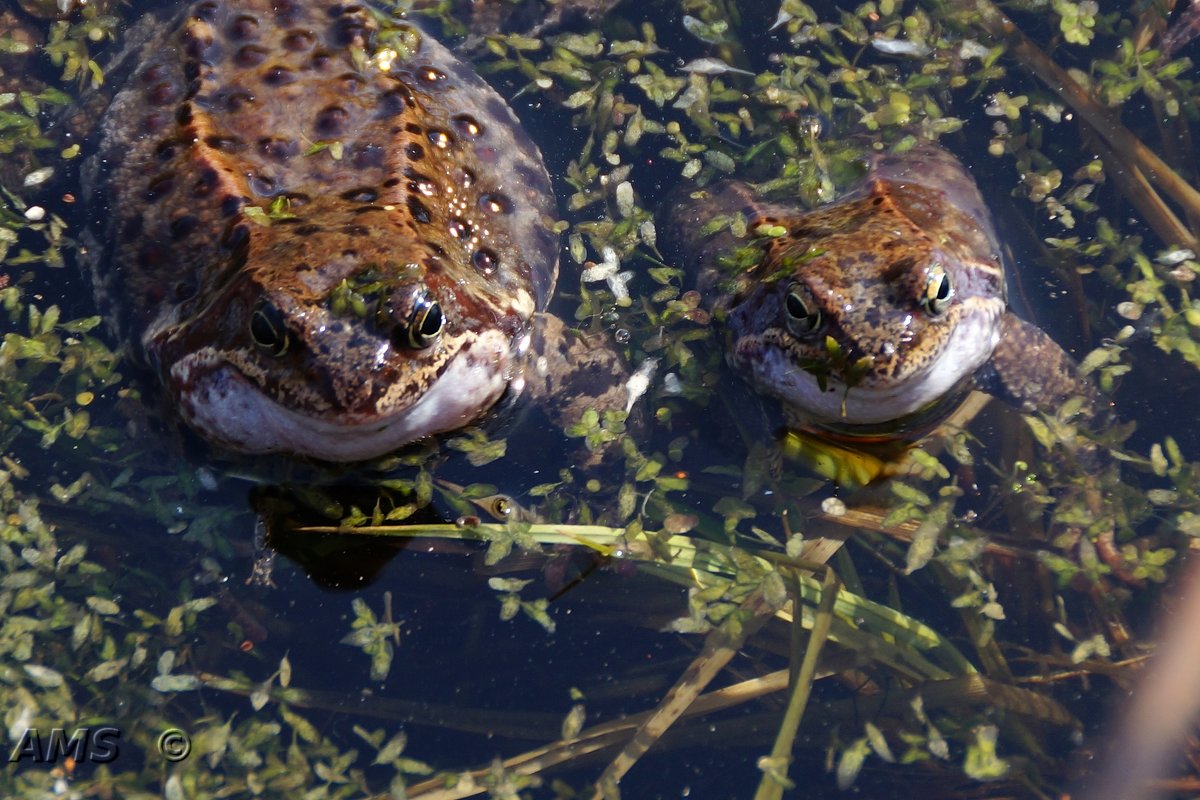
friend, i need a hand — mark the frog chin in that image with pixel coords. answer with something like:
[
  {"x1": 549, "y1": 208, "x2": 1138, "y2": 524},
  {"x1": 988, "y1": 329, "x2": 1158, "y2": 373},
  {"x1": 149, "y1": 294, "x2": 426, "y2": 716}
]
[
  {"x1": 169, "y1": 335, "x2": 511, "y2": 462},
  {"x1": 743, "y1": 311, "x2": 1002, "y2": 426}
]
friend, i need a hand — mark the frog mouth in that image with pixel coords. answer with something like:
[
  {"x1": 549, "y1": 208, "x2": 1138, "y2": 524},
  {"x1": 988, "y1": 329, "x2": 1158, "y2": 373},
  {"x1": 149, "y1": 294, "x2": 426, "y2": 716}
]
[
  {"x1": 735, "y1": 310, "x2": 1001, "y2": 426},
  {"x1": 167, "y1": 331, "x2": 512, "y2": 462}
]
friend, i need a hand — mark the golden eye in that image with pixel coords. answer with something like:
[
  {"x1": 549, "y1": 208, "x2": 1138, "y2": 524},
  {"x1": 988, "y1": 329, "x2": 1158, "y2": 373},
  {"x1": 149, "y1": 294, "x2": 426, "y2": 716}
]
[
  {"x1": 783, "y1": 284, "x2": 821, "y2": 336},
  {"x1": 489, "y1": 496, "x2": 513, "y2": 519},
  {"x1": 921, "y1": 266, "x2": 953, "y2": 316},
  {"x1": 404, "y1": 290, "x2": 444, "y2": 349},
  {"x1": 249, "y1": 303, "x2": 290, "y2": 357}
]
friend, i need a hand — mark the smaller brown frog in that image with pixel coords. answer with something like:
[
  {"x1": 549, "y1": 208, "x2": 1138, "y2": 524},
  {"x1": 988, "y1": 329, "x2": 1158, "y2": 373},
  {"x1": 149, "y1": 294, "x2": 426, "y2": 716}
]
[{"x1": 666, "y1": 141, "x2": 1096, "y2": 440}]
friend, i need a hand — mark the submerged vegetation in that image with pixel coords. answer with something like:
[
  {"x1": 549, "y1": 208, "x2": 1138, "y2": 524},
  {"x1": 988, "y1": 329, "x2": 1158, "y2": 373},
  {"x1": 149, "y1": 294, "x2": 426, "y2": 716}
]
[{"x1": 2, "y1": 0, "x2": 1200, "y2": 797}]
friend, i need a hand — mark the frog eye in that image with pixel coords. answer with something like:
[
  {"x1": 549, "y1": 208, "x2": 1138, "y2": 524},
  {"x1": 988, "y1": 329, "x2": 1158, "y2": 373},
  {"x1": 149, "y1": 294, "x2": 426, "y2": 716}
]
[
  {"x1": 403, "y1": 289, "x2": 444, "y2": 349},
  {"x1": 921, "y1": 266, "x2": 953, "y2": 316},
  {"x1": 250, "y1": 303, "x2": 290, "y2": 357},
  {"x1": 489, "y1": 496, "x2": 514, "y2": 519},
  {"x1": 783, "y1": 284, "x2": 821, "y2": 337},
  {"x1": 377, "y1": 288, "x2": 446, "y2": 349}
]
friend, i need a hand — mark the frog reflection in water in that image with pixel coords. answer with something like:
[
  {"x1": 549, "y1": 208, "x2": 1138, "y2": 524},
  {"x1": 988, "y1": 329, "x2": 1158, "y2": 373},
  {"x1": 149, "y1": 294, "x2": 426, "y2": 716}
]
[
  {"x1": 84, "y1": 0, "x2": 626, "y2": 462},
  {"x1": 667, "y1": 141, "x2": 1097, "y2": 444}
]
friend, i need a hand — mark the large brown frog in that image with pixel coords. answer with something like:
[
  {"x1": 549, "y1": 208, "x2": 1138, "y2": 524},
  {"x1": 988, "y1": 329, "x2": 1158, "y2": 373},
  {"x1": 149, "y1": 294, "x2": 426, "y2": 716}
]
[
  {"x1": 83, "y1": 0, "x2": 626, "y2": 461},
  {"x1": 667, "y1": 141, "x2": 1095, "y2": 440}
]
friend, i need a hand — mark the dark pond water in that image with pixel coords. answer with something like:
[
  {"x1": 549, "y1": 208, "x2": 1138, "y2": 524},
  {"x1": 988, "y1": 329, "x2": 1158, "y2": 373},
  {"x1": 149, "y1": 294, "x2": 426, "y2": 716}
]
[{"x1": 2, "y1": 0, "x2": 1200, "y2": 797}]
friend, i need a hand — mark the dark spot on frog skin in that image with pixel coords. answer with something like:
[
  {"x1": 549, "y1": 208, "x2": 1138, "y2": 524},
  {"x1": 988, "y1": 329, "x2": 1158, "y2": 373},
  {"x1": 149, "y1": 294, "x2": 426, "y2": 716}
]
[
  {"x1": 220, "y1": 195, "x2": 246, "y2": 216},
  {"x1": 378, "y1": 82, "x2": 416, "y2": 116},
  {"x1": 204, "y1": 134, "x2": 243, "y2": 151},
  {"x1": 351, "y1": 144, "x2": 386, "y2": 169},
  {"x1": 147, "y1": 81, "x2": 180, "y2": 106},
  {"x1": 193, "y1": 0, "x2": 219, "y2": 20},
  {"x1": 192, "y1": 166, "x2": 220, "y2": 197},
  {"x1": 309, "y1": 50, "x2": 334, "y2": 70},
  {"x1": 141, "y1": 63, "x2": 168, "y2": 84},
  {"x1": 314, "y1": 105, "x2": 350, "y2": 136},
  {"x1": 407, "y1": 197, "x2": 432, "y2": 224},
  {"x1": 340, "y1": 187, "x2": 378, "y2": 202},
  {"x1": 881, "y1": 255, "x2": 916, "y2": 284},
  {"x1": 249, "y1": 173, "x2": 278, "y2": 196},
  {"x1": 145, "y1": 172, "x2": 176, "y2": 202},
  {"x1": 221, "y1": 221, "x2": 250, "y2": 251},
  {"x1": 170, "y1": 214, "x2": 200, "y2": 239},
  {"x1": 472, "y1": 248, "x2": 498, "y2": 276},
  {"x1": 407, "y1": 176, "x2": 436, "y2": 197},
  {"x1": 427, "y1": 129, "x2": 454, "y2": 150},
  {"x1": 183, "y1": 32, "x2": 215, "y2": 62},
  {"x1": 262, "y1": 65, "x2": 297, "y2": 86},
  {"x1": 479, "y1": 192, "x2": 510, "y2": 214},
  {"x1": 235, "y1": 44, "x2": 269, "y2": 67},
  {"x1": 452, "y1": 114, "x2": 484, "y2": 138},
  {"x1": 258, "y1": 137, "x2": 298, "y2": 161},
  {"x1": 337, "y1": 73, "x2": 365, "y2": 94},
  {"x1": 229, "y1": 15, "x2": 260, "y2": 40},
  {"x1": 271, "y1": 0, "x2": 300, "y2": 20},
  {"x1": 284, "y1": 29, "x2": 316, "y2": 50},
  {"x1": 331, "y1": 16, "x2": 367, "y2": 46},
  {"x1": 416, "y1": 66, "x2": 447, "y2": 83},
  {"x1": 222, "y1": 89, "x2": 255, "y2": 112},
  {"x1": 453, "y1": 167, "x2": 475, "y2": 188}
]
